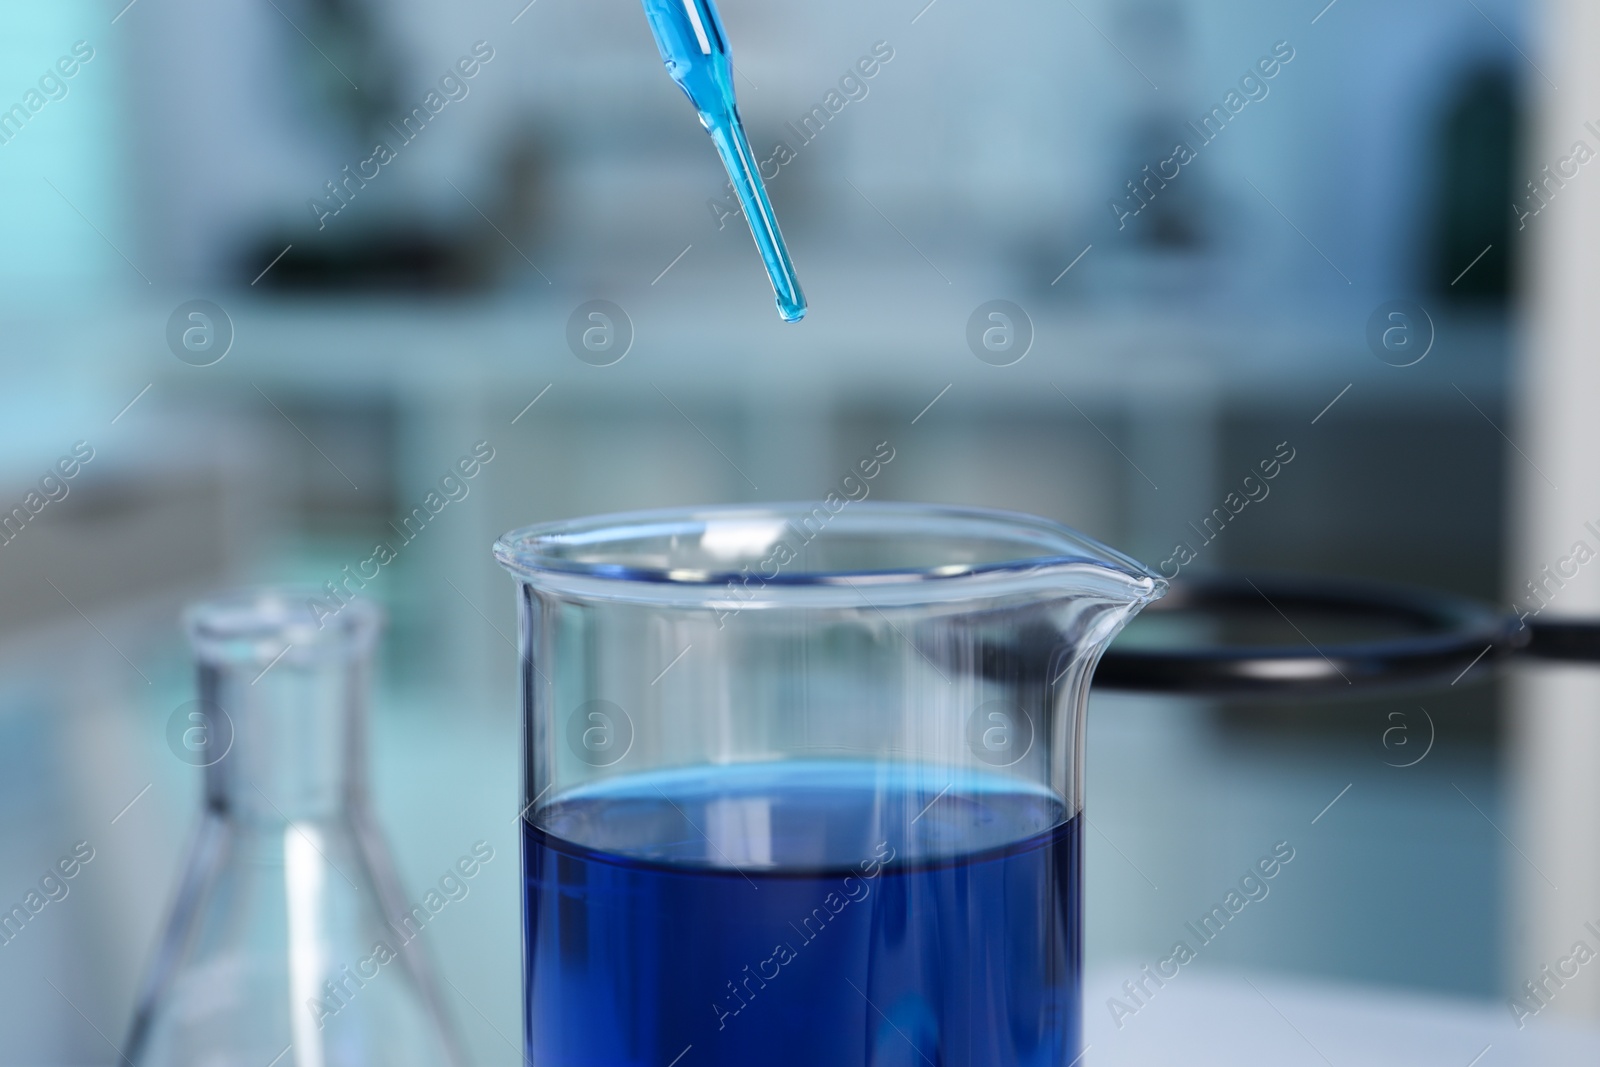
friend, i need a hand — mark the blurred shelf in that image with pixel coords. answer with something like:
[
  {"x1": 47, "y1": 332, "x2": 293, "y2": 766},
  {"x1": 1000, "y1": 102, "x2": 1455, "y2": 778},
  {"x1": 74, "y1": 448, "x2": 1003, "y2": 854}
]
[{"x1": 4, "y1": 278, "x2": 1512, "y2": 417}]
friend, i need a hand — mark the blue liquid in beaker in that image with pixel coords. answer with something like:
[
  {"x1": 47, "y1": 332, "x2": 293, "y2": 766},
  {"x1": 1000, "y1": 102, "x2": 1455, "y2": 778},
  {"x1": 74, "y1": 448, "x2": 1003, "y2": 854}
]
[
  {"x1": 640, "y1": 0, "x2": 807, "y2": 322},
  {"x1": 523, "y1": 761, "x2": 1082, "y2": 1066}
]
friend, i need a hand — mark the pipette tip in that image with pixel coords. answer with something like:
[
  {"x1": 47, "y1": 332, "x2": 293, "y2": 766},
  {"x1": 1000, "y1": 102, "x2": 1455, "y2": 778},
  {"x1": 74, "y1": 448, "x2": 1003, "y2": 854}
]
[{"x1": 643, "y1": 0, "x2": 810, "y2": 322}]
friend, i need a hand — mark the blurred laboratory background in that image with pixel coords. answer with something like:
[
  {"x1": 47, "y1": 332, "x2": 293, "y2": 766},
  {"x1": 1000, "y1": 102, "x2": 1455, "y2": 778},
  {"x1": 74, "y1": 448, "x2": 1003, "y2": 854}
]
[{"x1": 7, "y1": 0, "x2": 1600, "y2": 1061}]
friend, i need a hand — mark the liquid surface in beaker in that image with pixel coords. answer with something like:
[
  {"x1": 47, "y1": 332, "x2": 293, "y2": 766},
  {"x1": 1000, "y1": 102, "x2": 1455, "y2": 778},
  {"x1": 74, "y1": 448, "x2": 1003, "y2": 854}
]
[{"x1": 523, "y1": 760, "x2": 1081, "y2": 1066}]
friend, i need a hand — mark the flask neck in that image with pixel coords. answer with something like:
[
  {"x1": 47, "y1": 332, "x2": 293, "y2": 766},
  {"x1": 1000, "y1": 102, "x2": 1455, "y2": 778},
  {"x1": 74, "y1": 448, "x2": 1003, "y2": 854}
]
[{"x1": 186, "y1": 591, "x2": 379, "y2": 825}]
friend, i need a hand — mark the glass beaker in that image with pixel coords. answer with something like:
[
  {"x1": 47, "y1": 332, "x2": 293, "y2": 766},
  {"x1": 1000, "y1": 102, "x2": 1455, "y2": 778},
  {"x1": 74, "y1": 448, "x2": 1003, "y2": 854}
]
[
  {"x1": 125, "y1": 590, "x2": 464, "y2": 1067},
  {"x1": 495, "y1": 502, "x2": 1164, "y2": 1067}
]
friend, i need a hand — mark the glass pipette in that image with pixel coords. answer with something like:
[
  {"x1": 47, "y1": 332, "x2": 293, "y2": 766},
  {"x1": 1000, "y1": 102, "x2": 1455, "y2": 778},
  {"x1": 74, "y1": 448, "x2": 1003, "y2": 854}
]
[{"x1": 641, "y1": 0, "x2": 808, "y2": 322}]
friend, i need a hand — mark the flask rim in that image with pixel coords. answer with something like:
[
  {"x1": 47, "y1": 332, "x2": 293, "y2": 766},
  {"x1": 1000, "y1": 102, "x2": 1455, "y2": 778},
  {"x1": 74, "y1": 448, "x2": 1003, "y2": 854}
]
[
  {"x1": 184, "y1": 586, "x2": 381, "y2": 664},
  {"x1": 494, "y1": 502, "x2": 1163, "y2": 605}
]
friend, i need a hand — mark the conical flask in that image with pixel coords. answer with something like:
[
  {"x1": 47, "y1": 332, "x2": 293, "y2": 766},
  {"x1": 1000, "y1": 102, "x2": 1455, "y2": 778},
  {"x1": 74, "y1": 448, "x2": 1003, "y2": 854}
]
[{"x1": 126, "y1": 589, "x2": 465, "y2": 1067}]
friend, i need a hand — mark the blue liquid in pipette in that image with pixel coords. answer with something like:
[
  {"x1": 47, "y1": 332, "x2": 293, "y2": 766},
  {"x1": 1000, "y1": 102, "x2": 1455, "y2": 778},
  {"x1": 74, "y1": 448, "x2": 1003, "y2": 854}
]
[
  {"x1": 641, "y1": 0, "x2": 808, "y2": 322},
  {"x1": 522, "y1": 761, "x2": 1082, "y2": 1066}
]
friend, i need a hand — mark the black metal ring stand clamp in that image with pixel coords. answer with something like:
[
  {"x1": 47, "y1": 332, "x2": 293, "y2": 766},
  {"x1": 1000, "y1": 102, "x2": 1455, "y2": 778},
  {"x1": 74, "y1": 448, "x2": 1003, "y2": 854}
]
[{"x1": 1094, "y1": 574, "x2": 1600, "y2": 698}]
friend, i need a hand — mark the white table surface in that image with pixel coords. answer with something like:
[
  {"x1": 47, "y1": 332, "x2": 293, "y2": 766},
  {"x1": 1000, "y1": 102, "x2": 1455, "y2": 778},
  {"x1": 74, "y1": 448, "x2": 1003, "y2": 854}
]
[{"x1": 1084, "y1": 967, "x2": 1599, "y2": 1065}]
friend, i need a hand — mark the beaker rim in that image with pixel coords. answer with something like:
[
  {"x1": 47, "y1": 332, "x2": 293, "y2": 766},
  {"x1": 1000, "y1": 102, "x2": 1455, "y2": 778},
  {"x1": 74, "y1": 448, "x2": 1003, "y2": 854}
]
[{"x1": 494, "y1": 502, "x2": 1163, "y2": 605}]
